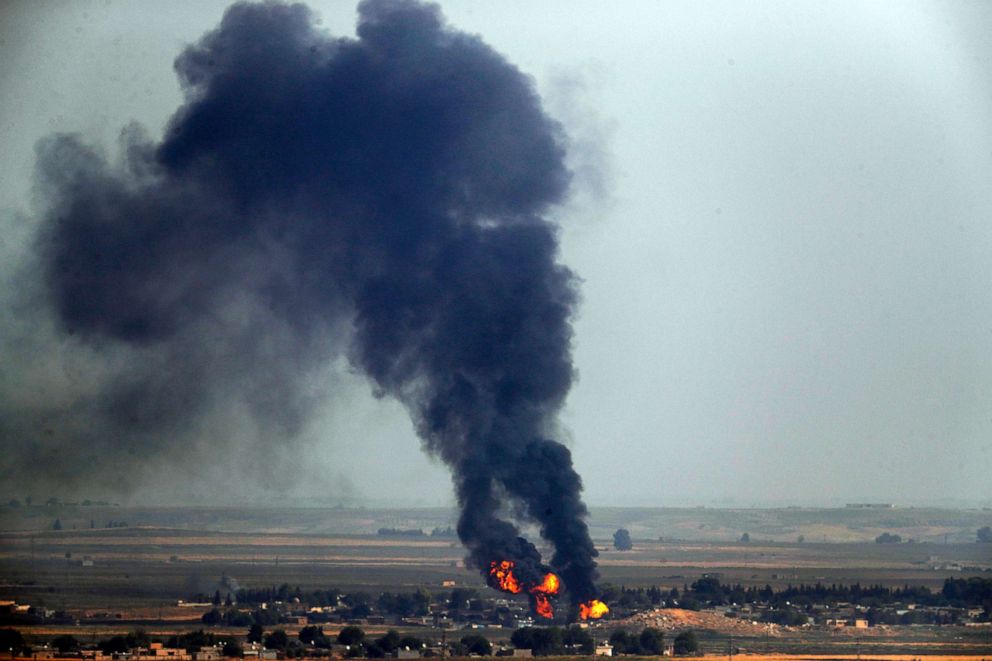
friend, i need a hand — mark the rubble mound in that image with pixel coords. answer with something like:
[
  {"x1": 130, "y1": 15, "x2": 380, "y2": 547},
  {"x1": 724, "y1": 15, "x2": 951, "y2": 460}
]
[{"x1": 612, "y1": 608, "x2": 782, "y2": 636}]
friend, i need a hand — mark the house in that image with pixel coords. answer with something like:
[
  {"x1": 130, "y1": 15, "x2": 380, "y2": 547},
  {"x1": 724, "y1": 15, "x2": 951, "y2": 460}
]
[
  {"x1": 512, "y1": 650, "x2": 533, "y2": 657},
  {"x1": 193, "y1": 646, "x2": 223, "y2": 661},
  {"x1": 594, "y1": 643, "x2": 613, "y2": 657}
]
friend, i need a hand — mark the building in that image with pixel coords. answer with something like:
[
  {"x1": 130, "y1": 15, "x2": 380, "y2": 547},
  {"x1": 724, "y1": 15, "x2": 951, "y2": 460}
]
[
  {"x1": 193, "y1": 647, "x2": 223, "y2": 661},
  {"x1": 594, "y1": 643, "x2": 613, "y2": 657}
]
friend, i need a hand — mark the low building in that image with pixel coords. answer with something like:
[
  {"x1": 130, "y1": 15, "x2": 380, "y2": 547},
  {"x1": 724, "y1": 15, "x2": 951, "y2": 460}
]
[
  {"x1": 594, "y1": 643, "x2": 613, "y2": 657},
  {"x1": 194, "y1": 646, "x2": 223, "y2": 661}
]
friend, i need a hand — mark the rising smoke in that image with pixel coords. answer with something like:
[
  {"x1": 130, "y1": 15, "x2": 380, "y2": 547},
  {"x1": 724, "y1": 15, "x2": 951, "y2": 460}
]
[{"x1": 1, "y1": 0, "x2": 599, "y2": 610}]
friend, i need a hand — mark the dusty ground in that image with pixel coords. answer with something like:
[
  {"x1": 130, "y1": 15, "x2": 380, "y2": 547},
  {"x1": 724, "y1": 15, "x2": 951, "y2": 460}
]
[{"x1": 612, "y1": 608, "x2": 784, "y2": 636}]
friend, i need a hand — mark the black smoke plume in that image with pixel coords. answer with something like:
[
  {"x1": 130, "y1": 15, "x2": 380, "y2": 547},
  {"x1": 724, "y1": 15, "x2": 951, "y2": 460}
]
[{"x1": 6, "y1": 0, "x2": 599, "y2": 610}]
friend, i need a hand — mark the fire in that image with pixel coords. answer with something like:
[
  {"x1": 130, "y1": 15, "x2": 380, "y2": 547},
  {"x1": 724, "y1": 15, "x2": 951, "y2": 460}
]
[
  {"x1": 490, "y1": 561, "x2": 561, "y2": 619},
  {"x1": 578, "y1": 599, "x2": 610, "y2": 620},
  {"x1": 533, "y1": 593, "x2": 554, "y2": 619},
  {"x1": 532, "y1": 572, "x2": 560, "y2": 595},
  {"x1": 489, "y1": 560, "x2": 523, "y2": 593}
]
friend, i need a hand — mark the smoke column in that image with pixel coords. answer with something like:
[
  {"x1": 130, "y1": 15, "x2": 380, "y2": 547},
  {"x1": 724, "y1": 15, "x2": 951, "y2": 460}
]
[{"x1": 10, "y1": 0, "x2": 599, "y2": 609}]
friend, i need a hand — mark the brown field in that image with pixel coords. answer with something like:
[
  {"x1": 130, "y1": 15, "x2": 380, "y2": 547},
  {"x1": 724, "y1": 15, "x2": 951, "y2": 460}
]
[{"x1": 1, "y1": 506, "x2": 991, "y2": 656}]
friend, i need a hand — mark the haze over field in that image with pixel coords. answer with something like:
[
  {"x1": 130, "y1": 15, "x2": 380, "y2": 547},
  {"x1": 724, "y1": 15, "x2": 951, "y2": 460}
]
[{"x1": 1, "y1": 1, "x2": 992, "y2": 509}]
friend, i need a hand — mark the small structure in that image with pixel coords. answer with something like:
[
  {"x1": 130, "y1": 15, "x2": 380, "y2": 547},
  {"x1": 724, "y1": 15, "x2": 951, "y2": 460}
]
[
  {"x1": 512, "y1": 650, "x2": 533, "y2": 657},
  {"x1": 594, "y1": 643, "x2": 613, "y2": 657},
  {"x1": 194, "y1": 647, "x2": 223, "y2": 661}
]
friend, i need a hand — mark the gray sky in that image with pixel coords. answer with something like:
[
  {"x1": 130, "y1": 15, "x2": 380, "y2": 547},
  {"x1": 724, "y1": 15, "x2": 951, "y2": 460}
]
[{"x1": 2, "y1": 0, "x2": 991, "y2": 507}]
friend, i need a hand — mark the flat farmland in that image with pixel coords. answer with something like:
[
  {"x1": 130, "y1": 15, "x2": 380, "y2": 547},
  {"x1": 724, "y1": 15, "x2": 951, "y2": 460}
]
[
  {"x1": 1, "y1": 529, "x2": 989, "y2": 610},
  {"x1": 1, "y1": 506, "x2": 991, "y2": 657}
]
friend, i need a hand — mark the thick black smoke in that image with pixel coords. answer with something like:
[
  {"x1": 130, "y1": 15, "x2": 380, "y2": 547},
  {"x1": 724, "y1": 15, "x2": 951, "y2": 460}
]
[{"x1": 11, "y1": 0, "x2": 599, "y2": 609}]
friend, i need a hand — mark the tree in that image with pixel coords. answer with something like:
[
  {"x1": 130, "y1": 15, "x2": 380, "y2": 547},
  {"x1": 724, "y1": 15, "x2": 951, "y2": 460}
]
[
  {"x1": 673, "y1": 631, "x2": 698, "y2": 655},
  {"x1": 99, "y1": 636, "x2": 132, "y2": 654},
  {"x1": 247, "y1": 624, "x2": 264, "y2": 644},
  {"x1": 213, "y1": 590, "x2": 222, "y2": 605},
  {"x1": 875, "y1": 532, "x2": 902, "y2": 544},
  {"x1": 130, "y1": 630, "x2": 151, "y2": 648},
  {"x1": 511, "y1": 627, "x2": 563, "y2": 656},
  {"x1": 375, "y1": 631, "x2": 401, "y2": 654},
  {"x1": 264, "y1": 630, "x2": 289, "y2": 650},
  {"x1": 460, "y1": 635, "x2": 491, "y2": 656},
  {"x1": 978, "y1": 526, "x2": 992, "y2": 543},
  {"x1": 613, "y1": 528, "x2": 633, "y2": 551},
  {"x1": 52, "y1": 635, "x2": 80, "y2": 654},
  {"x1": 562, "y1": 627, "x2": 594, "y2": 655},
  {"x1": 0, "y1": 629, "x2": 25, "y2": 653},
  {"x1": 796, "y1": 535, "x2": 805, "y2": 543},
  {"x1": 639, "y1": 628, "x2": 664, "y2": 655},
  {"x1": 337, "y1": 626, "x2": 365, "y2": 646},
  {"x1": 201, "y1": 608, "x2": 223, "y2": 626},
  {"x1": 53, "y1": 518, "x2": 62, "y2": 531},
  {"x1": 449, "y1": 588, "x2": 478, "y2": 609},
  {"x1": 608, "y1": 630, "x2": 638, "y2": 655},
  {"x1": 739, "y1": 532, "x2": 750, "y2": 543},
  {"x1": 298, "y1": 626, "x2": 324, "y2": 645},
  {"x1": 223, "y1": 640, "x2": 243, "y2": 657}
]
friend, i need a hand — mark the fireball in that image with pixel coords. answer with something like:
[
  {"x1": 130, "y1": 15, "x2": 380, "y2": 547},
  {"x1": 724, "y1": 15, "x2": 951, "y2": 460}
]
[
  {"x1": 578, "y1": 599, "x2": 610, "y2": 620},
  {"x1": 533, "y1": 593, "x2": 554, "y2": 619},
  {"x1": 489, "y1": 560, "x2": 523, "y2": 593},
  {"x1": 489, "y1": 561, "x2": 561, "y2": 618},
  {"x1": 532, "y1": 572, "x2": 560, "y2": 595}
]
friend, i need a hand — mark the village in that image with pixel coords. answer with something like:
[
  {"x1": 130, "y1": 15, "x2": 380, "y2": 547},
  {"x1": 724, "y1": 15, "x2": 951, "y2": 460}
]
[{"x1": 2, "y1": 572, "x2": 990, "y2": 659}]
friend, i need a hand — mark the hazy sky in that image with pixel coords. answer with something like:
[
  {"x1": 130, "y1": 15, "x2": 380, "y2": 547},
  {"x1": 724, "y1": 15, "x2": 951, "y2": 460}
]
[{"x1": 2, "y1": 0, "x2": 991, "y2": 507}]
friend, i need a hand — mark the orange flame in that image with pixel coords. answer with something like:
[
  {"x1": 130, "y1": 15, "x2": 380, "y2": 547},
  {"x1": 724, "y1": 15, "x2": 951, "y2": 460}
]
[
  {"x1": 578, "y1": 599, "x2": 610, "y2": 620},
  {"x1": 532, "y1": 572, "x2": 560, "y2": 595},
  {"x1": 529, "y1": 572, "x2": 560, "y2": 619},
  {"x1": 490, "y1": 561, "x2": 562, "y2": 618},
  {"x1": 533, "y1": 593, "x2": 554, "y2": 619},
  {"x1": 489, "y1": 560, "x2": 522, "y2": 594}
]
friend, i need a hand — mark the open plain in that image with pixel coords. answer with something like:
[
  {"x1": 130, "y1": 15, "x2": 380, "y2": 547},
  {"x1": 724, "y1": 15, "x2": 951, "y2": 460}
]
[{"x1": 1, "y1": 505, "x2": 990, "y2": 656}]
